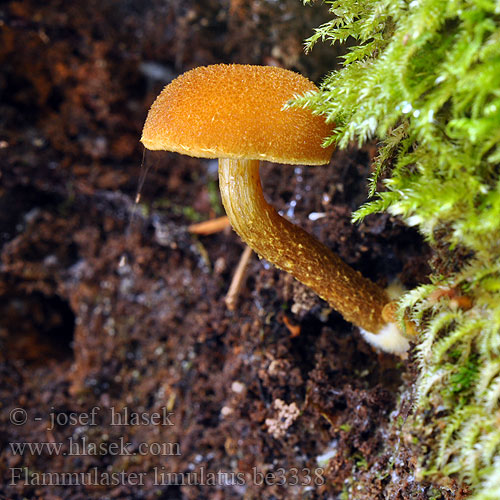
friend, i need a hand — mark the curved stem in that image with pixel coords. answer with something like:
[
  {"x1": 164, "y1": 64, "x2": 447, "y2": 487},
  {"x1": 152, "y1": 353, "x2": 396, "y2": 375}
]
[{"x1": 218, "y1": 158, "x2": 390, "y2": 334}]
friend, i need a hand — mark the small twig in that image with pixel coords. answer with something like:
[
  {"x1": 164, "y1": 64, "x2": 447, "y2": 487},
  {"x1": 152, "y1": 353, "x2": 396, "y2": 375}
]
[
  {"x1": 282, "y1": 314, "x2": 301, "y2": 338},
  {"x1": 188, "y1": 216, "x2": 230, "y2": 235},
  {"x1": 225, "y1": 245, "x2": 253, "y2": 311}
]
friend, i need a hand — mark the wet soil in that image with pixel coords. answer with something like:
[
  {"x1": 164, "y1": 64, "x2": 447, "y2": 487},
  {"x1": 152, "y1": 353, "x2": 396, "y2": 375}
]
[{"x1": 0, "y1": 1, "x2": 467, "y2": 499}]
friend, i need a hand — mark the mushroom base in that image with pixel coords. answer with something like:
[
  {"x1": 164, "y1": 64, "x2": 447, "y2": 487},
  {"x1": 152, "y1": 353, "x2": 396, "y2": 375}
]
[
  {"x1": 218, "y1": 157, "x2": 396, "y2": 339},
  {"x1": 359, "y1": 323, "x2": 410, "y2": 354}
]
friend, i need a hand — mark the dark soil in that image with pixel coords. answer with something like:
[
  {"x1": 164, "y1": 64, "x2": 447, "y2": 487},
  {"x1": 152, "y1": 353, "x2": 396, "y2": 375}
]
[{"x1": 0, "y1": 1, "x2": 467, "y2": 499}]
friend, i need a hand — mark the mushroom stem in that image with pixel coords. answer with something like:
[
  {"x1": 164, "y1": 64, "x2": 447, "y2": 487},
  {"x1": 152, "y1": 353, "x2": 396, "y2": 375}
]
[{"x1": 218, "y1": 158, "x2": 390, "y2": 335}]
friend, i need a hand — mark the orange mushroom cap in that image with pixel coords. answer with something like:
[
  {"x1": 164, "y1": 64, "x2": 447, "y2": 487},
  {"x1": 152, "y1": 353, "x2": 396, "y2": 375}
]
[{"x1": 141, "y1": 64, "x2": 334, "y2": 166}]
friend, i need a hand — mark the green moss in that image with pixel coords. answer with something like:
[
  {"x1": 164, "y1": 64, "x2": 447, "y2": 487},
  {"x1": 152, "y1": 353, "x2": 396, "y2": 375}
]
[
  {"x1": 299, "y1": 0, "x2": 500, "y2": 497},
  {"x1": 206, "y1": 178, "x2": 225, "y2": 216},
  {"x1": 354, "y1": 453, "x2": 369, "y2": 470},
  {"x1": 152, "y1": 198, "x2": 205, "y2": 222},
  {"x1": 443, "y1": 353, "x2": 480, "y2": 400}
]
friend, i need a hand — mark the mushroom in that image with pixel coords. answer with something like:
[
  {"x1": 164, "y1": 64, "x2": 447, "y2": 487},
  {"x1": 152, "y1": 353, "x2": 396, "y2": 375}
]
[{"x1": 141, "y1": 64, "x2": 409, "y2": 353}]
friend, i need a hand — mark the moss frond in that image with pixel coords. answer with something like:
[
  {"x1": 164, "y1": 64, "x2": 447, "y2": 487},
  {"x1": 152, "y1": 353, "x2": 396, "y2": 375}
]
[{"x1": 300, "y1": 0, "x2": 500, "y2": 496}]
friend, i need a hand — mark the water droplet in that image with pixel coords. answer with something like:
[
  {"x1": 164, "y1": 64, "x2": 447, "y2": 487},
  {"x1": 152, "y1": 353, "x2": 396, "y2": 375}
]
[
  {"x1": 308, "y1": 212, "x2": 326, "y2": 221},
  {"x1": 401, "y1": 102, "x2": 412, "y2": 114}
]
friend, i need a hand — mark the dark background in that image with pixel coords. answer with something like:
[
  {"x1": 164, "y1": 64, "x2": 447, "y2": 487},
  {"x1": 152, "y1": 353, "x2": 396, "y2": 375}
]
[{"x1": 0, "y1": 1, "x2": 460, "y2": 499}]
